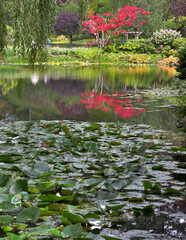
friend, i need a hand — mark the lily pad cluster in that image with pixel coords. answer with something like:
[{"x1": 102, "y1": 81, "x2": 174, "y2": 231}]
[{"x1": 0, "y1": 121, "x2": 185, "y2": 239}]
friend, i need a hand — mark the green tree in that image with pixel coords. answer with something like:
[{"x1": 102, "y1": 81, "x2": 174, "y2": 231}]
[
  {"x1": 0, "y1": 0, "x2": 7, "y2": 53},
  {"x1": 78, "y1": 0, "x2": 89, "y2": 29},
  {"x1": 0, "y1": 0, "x2": 57, "y2": 64}
]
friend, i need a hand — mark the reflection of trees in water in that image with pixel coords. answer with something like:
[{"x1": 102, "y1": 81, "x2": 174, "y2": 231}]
[
  {"x1": 81, "y1": 75, "x2": 145, "y2": 119},
  {"x1": 48, "y1": 78, "x2": 87, "y2": 96},
  {"x1": 0, "y1": 79, "x2": 18, "y2": 95},
  {"x1": 92, "y1": 76, "x2": 109, "y2": 94},
  {"x1": 55, "y1": 100, "x2": 88, "y2": 120},
  {"x1": 48, "y1": 78, "x2": 89, "y2": 120}
]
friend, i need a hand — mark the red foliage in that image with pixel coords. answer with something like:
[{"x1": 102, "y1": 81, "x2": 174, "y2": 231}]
[
  {"x1": 80, "y1": 91, "x2": 145, "y2": 118},
  {"x1": 82, "y1": 6, "x2": 149, "y2": 48}
]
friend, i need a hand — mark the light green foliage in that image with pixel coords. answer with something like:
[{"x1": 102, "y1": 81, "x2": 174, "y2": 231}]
[
  {"x1": 0, "y1": 79, "x2": 18, "y2": 95},
  {"x1": 177, "y1": 45, "x2": 186, "y2": 80},
  {"x1": 12, "y1": 0, "x2": 57, "y2": 64},
  {"x1": 72, "y1": 47, "x2": 103, "y2": 61},
  {"x1": 57, "y1": 0, "x2": 79, "y2": 14},
  {"x1": 6, "y1": 25, "x2": 14, "y2": 40},
  {"x1": 161, "y1": 17, "x2": 186, "y2": 31},
  {"x1": 119, "y1": 39, "x2": 156, "y2": 54},
  {"x1": 0, "y1": 1, "x2": 7, "y2": 53},
  {"x1": 0, "y1": 0, "x2": 57, "y2": 64},
  {"x1": 173, "y1": 38, "x2": 186, "y2": 49},
  {"x1": 104, "y1": 43, "x2": 119, "y2": 53},
  {"x1": 55, "y1": 35, "x2": 69, "y2": 44},
  {"x1": 78, "y1": 0, "x2": 89, "y2": 28}
]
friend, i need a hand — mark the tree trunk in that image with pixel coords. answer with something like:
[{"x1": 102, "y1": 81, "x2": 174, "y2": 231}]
[{"x1": 70, "y1": 35, "x2": 73, "y2": 48}]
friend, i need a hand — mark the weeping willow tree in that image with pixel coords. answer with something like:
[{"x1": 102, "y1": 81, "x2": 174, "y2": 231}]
[
  {"x1": 0, "y1": 0, "x2": 57, "y2": 64},
  {"x1": 0, "y1": 0, "x2": 8, "y2": 53}
]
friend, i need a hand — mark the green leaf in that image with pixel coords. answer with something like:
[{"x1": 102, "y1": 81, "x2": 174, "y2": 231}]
[
  {"x1": 84, "y1": 178, "x2": 102, "y2": 187},
  {"x1": 84, "y1": 123, "x2": 101, "y2": 131},
  {"x1": 0, "y1": 194, "x2": 9, "y2": 203},
  {"x1": 17, "y1": 206, "x2": 40, "y2": 223},
  {"x1": 143, "y1": 180, "x2": 153, "y2": 190},
  {"x1": 152, "y1": 165, "x2": 164, "y2": 171},
  {"x1": 0, "y1": 153, "x2": 22, "y2": 163},
  {"x1": 62, "y1": 223, "x2": 83, "y2": 238},
  {"x1": 143, "y1": 204, "x2": 154, "y2": 216},
  {"x1": 59, "y1": 216, "x2": 71, "y2": 225},
  {"x1": 61, "y1": 212, "x2": 85, "y2": 224},
  {"x1": 9, "y1": 179, "x2": 28, "y2": 194},
  {"x1": 7, "y1": 233, "x2": 22, "y2": 240},
  {"x1": 107, "y1": 204, "x2": 126, "y2": 211},
  {"x1": 61, "y1": 125, "x2": 71, "y2": 137},
  {"x1": 48, "y1": 229, "x2": 61, "y2": 237},
  {"x1": 151, "y1": 183, "x2": 161, "y2": 195},
  {"x1": 129, "y1": 197, "x2": 143, "y2": 203},
  {"x1": 0, "y1": 215, "x2": 14, "y2": 224},
  {"x1": 0, "y1": 174, "x2": 11, "y2": 187},
  {"x1": 165, "y1": 187, "x2": 181, "y2": 195},
  {"x1": 83, "y1": 142, "x2": 99, "y2": 152},
  {"x1": 110, "y1": 141, "x2": 121, "y2": 146},
  {"x1": 38, "y1": 194, "x2": 68, "y2": 203},
  {"x1": 35, "y1": 182, "x2": 55, "y2": 192},
  {"x1": 104, "y1": 168, "x2": 117, "y2": 177},
  {"x1": 102, "y1": 236, "x2": 122, "y2": 240}
]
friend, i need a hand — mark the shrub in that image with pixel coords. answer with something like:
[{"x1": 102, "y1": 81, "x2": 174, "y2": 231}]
[
  {"x1": 158, "y1": 56, "x2": 179, "y2": 66},
  {"x1": 49, "y1": 47, "x2": 71, "y2": 56},
  {"x1": 152, "y1": 29, "x2": 182, "y2": 46},
  {"x1": 119, "y1": 39, "x2": 156, "y2": 54},
  {"x1": 119, "y1": 40, "x2": 140, "y2": 52},
  {"x1": 176, "y1": 45, "x2": 186, "y2": 79},
  {"x1": 56, "y1": 35, "x2": 69, "y2": 43},
  {"x1": 135, "y1": 39, "x2": 156, "y2": 54},
  {"x1": 72, "y1": 47, "x2": 103, "y2": 61},
  {"x1": 101, "y1": 53, "x2": 122, "y2": 62},
  {"x1": 104, "y1": 43, "x2": 119, "y2": 53},
  {"x1": 157, "y1": 45, "x2": 171, "y2": 57},
  {"x1": 172, "y1": 38, "x2": 186, "y2": 49},
  {"x1": 168, "y1": 49, "x2": 179, "y2": 57},
  {"x1": 129, "y1": 54, "x2": 150, "y2": 64}
]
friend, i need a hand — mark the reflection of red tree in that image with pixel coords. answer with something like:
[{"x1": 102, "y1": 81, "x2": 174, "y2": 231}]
[
  {"x1": 55, "y1": 100, "x2": 88, "y2": 120},
  {"x1": 80, "y1": 91, "x2": 145, "y2": 118}
]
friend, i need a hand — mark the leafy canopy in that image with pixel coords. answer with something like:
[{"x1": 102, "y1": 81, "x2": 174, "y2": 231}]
[
  {"x1": 0, "y1": 0, "x2": 57, "y2": 64},
  {"x1": 54, "y1": 11, "x2": 79, "y2": 45}
]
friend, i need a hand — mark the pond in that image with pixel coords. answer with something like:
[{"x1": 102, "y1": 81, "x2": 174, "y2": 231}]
[
  {"x1": 0, "y1": 65, "x2": 185, "y2": 240},
  {"x1": 0, "y1": 65, "x2": 179, "y2": 126}
]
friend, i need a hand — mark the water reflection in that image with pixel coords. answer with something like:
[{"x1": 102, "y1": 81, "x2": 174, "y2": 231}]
[
  {"x1": 0, "y1": 66, "x2": 178, "y2": 129},
  {"x1": 31, "y1": 73, "x2": 39, "y2": 85}
]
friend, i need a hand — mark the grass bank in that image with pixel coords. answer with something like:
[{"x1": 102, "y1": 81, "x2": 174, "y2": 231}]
[{"x1": 0, "y1": 46, "x2": 166, "y2": 67}]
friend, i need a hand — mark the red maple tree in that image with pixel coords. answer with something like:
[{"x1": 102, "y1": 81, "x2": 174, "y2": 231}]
[{"x1": 82, "y1": 6, "x2": 149, "y2": 48}]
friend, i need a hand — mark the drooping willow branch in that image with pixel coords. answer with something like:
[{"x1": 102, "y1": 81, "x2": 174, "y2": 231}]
[{"x1": 0, "y1": 0, "x2": 57, "y2": 64}]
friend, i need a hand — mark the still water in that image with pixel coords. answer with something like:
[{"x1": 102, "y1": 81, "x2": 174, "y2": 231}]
[{"x1": 0, "y1": 65, "x2": 178, "y2": 130}]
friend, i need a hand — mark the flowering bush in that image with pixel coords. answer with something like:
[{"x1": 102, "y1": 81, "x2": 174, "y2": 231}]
[{"x1": 152, "y1": 29, "x2": 182, "y2": 46}]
